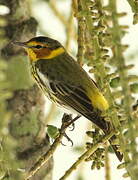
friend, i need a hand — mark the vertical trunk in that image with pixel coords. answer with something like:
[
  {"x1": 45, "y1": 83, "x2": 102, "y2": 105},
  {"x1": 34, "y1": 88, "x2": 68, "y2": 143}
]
[{"x1": 0, "y1": 0, "x2": 53, "y2": 179}]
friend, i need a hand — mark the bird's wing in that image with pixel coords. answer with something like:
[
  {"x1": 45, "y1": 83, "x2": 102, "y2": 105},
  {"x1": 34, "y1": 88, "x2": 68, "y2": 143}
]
[
  {"x1": 50, "y1": 81, "x2": 123, "y2": 162},
  {"x1": 49, "y1": 81, "x2": 107, "y2": 131}
]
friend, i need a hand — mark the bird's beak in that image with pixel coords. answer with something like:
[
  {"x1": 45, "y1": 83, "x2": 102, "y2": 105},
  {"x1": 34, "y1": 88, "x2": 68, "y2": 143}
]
[{"x1": 12, "y1": 41, "x2": 28, "y2": 48}]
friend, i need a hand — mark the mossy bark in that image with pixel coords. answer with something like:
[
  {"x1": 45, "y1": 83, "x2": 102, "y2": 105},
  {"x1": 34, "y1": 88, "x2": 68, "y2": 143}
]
[{"x1": 0, "y1": 0, "x2": 53, "y2": 179}]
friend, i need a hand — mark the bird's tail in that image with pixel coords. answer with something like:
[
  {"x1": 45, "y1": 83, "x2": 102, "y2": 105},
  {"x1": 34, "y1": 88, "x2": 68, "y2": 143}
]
[
  {"x1": 101, "y1": 121, "x2": 123, "y2": 162},
  {"x1": 85, "y1": 113, "x2": 123, "y2": 161},
  {"x1": 108, "y1": 135, "x2": 123, "y2": 161}
]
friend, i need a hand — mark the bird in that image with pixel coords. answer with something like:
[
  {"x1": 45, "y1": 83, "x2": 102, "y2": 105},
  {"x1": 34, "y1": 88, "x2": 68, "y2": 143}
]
[{"x1": 13, "y1": 36, "x2": 123, "y2": 161}]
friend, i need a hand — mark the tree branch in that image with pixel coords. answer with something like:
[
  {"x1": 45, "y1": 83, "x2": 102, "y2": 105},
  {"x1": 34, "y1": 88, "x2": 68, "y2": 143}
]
[{"x1": 59, "y1": 130, "x2": 115, "y2": 180}]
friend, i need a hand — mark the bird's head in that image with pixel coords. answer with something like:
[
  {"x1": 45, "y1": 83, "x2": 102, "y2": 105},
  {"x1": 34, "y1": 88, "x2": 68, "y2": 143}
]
[{"x1": 13, "y1": 36, "x2": 65, "y2": 62}]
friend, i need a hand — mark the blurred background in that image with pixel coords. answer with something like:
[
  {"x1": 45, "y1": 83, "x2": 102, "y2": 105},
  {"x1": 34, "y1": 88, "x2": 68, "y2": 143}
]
[{"x1": 0, "y1": 0, "x2": 138, "y2": 180}]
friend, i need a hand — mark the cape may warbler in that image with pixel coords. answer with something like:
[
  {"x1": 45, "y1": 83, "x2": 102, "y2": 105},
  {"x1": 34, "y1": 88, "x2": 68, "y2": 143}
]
[{"x1": 13, "y1": 36, "x2": 123, "y2": 161}]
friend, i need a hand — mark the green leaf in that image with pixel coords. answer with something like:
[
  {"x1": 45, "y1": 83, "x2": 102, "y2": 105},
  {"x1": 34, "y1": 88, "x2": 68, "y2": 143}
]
[{"x1": 47, "y1": 125, "x2": 59, "y2": 139}]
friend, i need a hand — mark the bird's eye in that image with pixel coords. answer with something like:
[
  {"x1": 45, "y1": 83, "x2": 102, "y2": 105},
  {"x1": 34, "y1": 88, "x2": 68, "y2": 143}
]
[{"x1": 35, "y1": 45, "x2": 43, "y2": 49}]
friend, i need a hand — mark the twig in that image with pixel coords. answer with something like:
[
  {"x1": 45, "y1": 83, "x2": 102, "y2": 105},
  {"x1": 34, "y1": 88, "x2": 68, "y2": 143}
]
[
  {"x1": 65, "y1": 9, "x2": 74, "y2": 51},
  {"x1": 76, "y1": 0, "x2": 85, "y2": 66},
  {"x1": 49, "y1": 0, "x2": 68, "y2": 26},
  {"x1": 126, "y1": 0, "x2": 138, "y2": 13},
  {"x1": 25, "y1": 114, "x2": 80, "y2": 180},
  {"x1": 109, "y1": 1, "x2": 136, "y2": 179},
  {"x1": 59, "y1": 130, "x2": 115, "y2": 180},
  {"x1": 72, "y1": 0, "x2": 78, "y2": 16},
  {"x1": 105, "y1": 144, "x2": 111, "y2": 180},
  {"x1": 49, "y1": 0, "x2": 77, "y2": 46}
]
